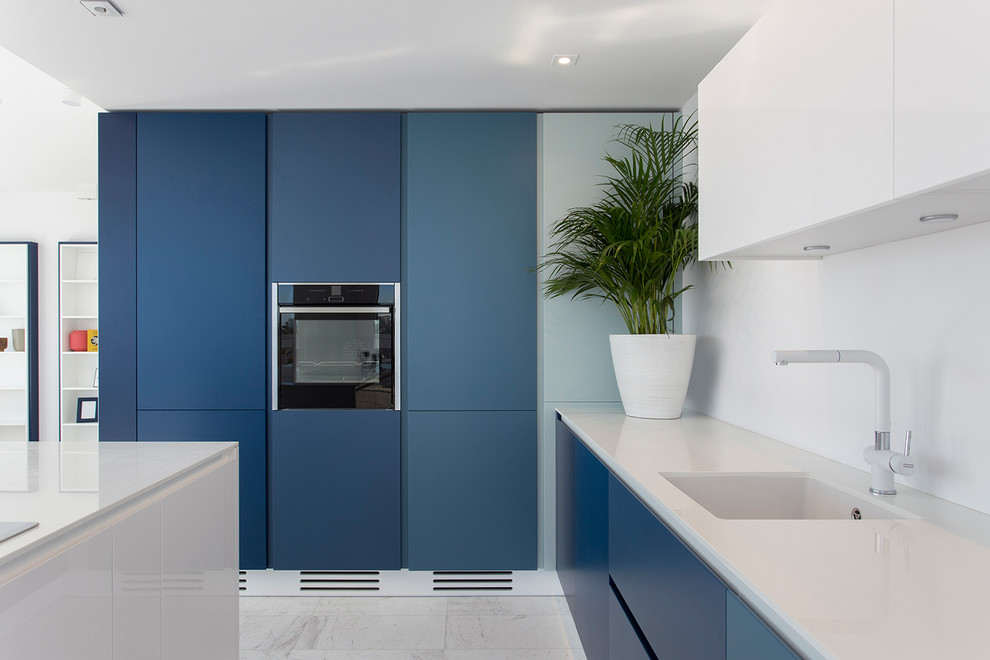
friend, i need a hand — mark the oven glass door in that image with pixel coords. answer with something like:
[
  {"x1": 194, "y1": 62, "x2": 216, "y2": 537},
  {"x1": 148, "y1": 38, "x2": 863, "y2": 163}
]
[{"x1": 278, "y1": 308, "x2": 394, "y2": 409}]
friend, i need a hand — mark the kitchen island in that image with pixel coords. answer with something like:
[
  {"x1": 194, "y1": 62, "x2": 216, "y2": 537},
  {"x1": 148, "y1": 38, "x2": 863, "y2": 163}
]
[
  {"x1": 558, "y1": 406, "x2": 990, "y2": 659},
  {"x1": 0, "y1": 440, "x2": 238, "y2": 660}
]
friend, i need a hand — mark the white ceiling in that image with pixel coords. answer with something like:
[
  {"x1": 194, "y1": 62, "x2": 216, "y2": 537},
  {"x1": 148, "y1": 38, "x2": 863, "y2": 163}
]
[
  {"x1": 0, "y1": 0, "x2": 772, "y2": 111},
  {"x1": 0, "y1": 0, "x2": 774, "y2": 193}
]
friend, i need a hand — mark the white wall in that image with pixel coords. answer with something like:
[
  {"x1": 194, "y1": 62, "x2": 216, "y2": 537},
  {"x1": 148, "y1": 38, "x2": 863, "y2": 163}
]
[
  {"x1": 0, "y1": 192, "x2": 98, "y2": 441},
  {"x1": 682, "y1": 221, "x2": 990, "y2": 515}
]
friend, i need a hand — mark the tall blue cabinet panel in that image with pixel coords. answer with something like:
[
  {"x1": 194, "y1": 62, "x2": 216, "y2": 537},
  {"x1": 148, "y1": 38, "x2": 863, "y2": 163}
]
[
  {"x1": 268, "y1": 112, "x2": 401, "y2": 283},
  {"x1": 270, "y1": 410, "x2": 400, "y2": 569},
  {"x1": 406, "y1": 411, "x2": 537, "y2": 569},
  {"x1": 726, "y1": 591, "x2": 800, "y2": 660},
  {"x1": 136, "y1": 113, "x2": 266, "y2": 411},
  {"x1": 98, "y1": 113, "x2": 137, "y2": 441},
  {"x1": 609, "y1": 474, "x2": 727, "y2": 660},
  {"x1": 137, "y1": 410, "x2": 267, "y2": 569},
  {"x1": 403, "y1": 112, "x2": 537, "y2": 412}
]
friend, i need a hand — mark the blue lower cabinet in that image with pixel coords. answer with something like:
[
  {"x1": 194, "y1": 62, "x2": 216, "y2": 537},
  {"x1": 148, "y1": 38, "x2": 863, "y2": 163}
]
[
  {"x1": 609, "y1": 584, "x2": 655, "y2": 660},
  {"x1": 555, "y1": 416, "x2": 576, "y2": 610},
  {"x1": 727, "y1": 591, "x2": 800, "y2": 660},
  {"x1": 406, "y1": 411, "x2": 537, "y2": 570},
  {"x1": 270, "y1": 410, "x2": 400, "y2": 570},
  {"x1": 573, "y1": 434, "x2": 609, "y2": 659},
  {"x1": 609, "y1": 474, "x2": 727, "y2": 660},
  {"x1": 137, "y1": 410, "x2": 267, "y2": 569}
]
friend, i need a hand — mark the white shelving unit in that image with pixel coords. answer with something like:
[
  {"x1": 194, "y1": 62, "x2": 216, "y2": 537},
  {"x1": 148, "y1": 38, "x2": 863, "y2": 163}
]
[
  {"x1": 0, "y1": 243, "x2": 37, "y2": 444},
  {"x1": 59, "y1": 243, "x2": 99, "y2": 442}
]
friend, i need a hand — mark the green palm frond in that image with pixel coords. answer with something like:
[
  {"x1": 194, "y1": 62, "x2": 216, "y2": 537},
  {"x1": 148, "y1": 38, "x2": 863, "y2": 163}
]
[{"x1": 537, "y1": 114, "x2": 719, "y2": 335}]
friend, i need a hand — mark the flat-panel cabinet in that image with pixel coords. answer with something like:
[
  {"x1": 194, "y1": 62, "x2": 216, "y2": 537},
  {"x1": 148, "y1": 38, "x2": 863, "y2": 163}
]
[
  {"x1": 270, "y1": 410, "x2": 400, "y2": 570},
  {"x1": 609, "y1": 473, "x2": 727, "y2": 659},
  {"x1": 136, "y1": 112, "x2": 266, "y2": 412},
  {"x1": 893, "y1": 1, "x2": 990, "y2": 197},
  {"x1": 698, "y1": 0, "x2": 894, "y2": 261},
  {"x1": 0, "y1": 242, "x2": 38, "y2": 442},
  {"x1": 403, "y1": 112, "x2": 537, "y2": 412},
  {"x1": 113, "y1": 500, "x2": 162, "y2": 660},
  {"x1": 269, "y1": 112, "x2": 401, "y2": 283},
  {"x1": 727, "y1": 590, "x2": 800, "y2": 660},
  {"x1": 0, "y1": 527, "x2": 112, "y2": 659},
  {"x1": 608, "y1": 587, "x2": 654, "y2": 660},
  {"x1": 406, "y1": 411, "x2": 536, "y2": 570},
  {"x1": 138, "y1": 410, "x2": 266, "y2": 570}
]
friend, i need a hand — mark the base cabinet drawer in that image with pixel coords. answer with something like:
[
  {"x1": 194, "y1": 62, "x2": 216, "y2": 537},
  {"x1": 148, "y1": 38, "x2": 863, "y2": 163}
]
[
  {"x1": 609, "y1": 584, "x2": 655, "y2": 660},
  {"x1": 609, "y1": 474, "x2": 726, "y2": 660},
  {"x1": 727, "y1": 591, "x2": 800, "y2": 660}
]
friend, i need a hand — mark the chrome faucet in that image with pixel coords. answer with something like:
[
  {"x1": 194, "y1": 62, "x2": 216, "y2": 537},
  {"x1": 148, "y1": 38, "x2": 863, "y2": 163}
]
[{"x1": 773, "y1": 350, "x2": 916, "y2": 496}]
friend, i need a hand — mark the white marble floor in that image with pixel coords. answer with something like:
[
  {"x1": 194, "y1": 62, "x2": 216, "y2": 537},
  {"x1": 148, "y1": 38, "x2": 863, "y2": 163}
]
[{"x1": 239, "y1": 596, "x2": 588, "y2": 659}]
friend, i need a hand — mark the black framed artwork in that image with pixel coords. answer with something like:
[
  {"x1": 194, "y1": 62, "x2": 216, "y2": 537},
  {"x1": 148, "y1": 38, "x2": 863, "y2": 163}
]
[{"x1": 76, "y1": 397, "x2": 98, "y2": 423}]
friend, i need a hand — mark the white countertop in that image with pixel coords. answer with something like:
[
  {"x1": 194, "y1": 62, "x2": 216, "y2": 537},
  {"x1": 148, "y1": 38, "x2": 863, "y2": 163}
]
[
  {"x1": 558, "y1": 406, "x2": 990, "y2": 660},
  {"x1": 0, "y1": 440, "x2": 237, "y2": 579}
]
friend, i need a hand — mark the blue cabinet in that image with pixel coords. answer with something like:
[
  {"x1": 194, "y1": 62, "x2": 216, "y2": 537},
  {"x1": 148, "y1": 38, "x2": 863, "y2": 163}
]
[
  {"x1": 609, "y1": 586, "x2": 655, "y2": 660},
  {"x1": 727, "y1": 591, "x2": 800, "y2": 660},
  {"x1": 98, "y1": 113, "x2": 137, "y2": 441},
  {"x1": 137, "y1": 410, "x2": 267, "y2": 569},
  {"x1": 555, "y1": 415, "x2": 576, "y2": 607},
  {"x1": 403, "y1": 112, "x2": 537, "y2": 412},
  {"x1": 136, "y1": 113, "x2": 266, "y2": 411},
  {"x1": 406, "y1": 411, "x2": 536, "y2": 569},
  {"x1": 270, "y1": 410, "x2": 400, "y2": 570},
  {"x1": 609, "y1": 474, "x2": 727, "y2": 660},
  {"x1": 268, "y1": 113, "x2": 400, "y2": 283}
]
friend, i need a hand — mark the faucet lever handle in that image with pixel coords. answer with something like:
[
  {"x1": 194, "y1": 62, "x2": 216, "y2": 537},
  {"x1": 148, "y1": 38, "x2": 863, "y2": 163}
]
[{"x1": 904, "y1": 430, "x2": 912, "y2": 456}]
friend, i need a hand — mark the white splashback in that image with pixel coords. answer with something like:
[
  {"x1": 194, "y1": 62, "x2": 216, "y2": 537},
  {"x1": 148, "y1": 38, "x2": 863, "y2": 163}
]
[{"x1": 683, "y1": 220, "x2": 990, "y2": 515}]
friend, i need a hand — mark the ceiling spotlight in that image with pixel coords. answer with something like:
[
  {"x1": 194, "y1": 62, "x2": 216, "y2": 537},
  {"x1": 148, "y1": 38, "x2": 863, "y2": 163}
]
[
  {"x1": 802, "y1": 245, "x2": 830, "y2": 252},
  {"x1": 62, "y1": 88, "x2": 82, "y2": 107},
  {"x1": 919, "y1": 213, "x2": 959, "y2": 224},
  {"x1": 552, "y1": 54, "x2": 579, "y2": 66},
  {"x1": 80, "y1": 0, "x2": 123, "y2": 17}
]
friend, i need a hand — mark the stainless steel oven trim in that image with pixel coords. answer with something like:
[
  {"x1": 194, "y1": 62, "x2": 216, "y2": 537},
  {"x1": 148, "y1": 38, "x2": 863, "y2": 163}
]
[{"x1": 278, "y1": 306, "x2": 392, "y2": 314}]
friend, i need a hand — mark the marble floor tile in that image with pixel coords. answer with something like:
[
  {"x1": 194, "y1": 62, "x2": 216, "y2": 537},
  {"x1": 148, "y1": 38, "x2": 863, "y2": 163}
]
[
  {"x1": 287, "y1": 651, "x2": 444, "y2": 660},
  {"x1": 240, "y1": 651, "x2": 291, "y2": 660},
  {"x1": 240, "y1": 615, "x2": 311, "y2": 651},
  {"x1": 313, "y1": 596, "x2": 448, "y2": 617},
  {"x1": 294, "y1": 614, "x2": 448, "y2": 650},
  {"x1": 241, "y1": 596, "x2": 322, "y2": 616},
  {"x1": 446, "y1": 596, "x2": 569, "y2": 617},
  {"x1": 443, "y1": 651, "x2": 587, "y2": 660},
  {"x1": 445, "y1": 615, "x2": 581, "y2": 650}
]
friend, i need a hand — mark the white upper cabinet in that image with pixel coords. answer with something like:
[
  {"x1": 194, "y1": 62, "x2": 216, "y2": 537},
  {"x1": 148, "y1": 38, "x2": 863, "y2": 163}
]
[
  {"x1": 699, "y1": 1, "x2": 990, "y2": 260},
  {"x1": 893, "y1": 1, "x2": 990, "y2": 196},
  {"x1": 698, "y1": 1, "x2": 894, "y2": 260}
]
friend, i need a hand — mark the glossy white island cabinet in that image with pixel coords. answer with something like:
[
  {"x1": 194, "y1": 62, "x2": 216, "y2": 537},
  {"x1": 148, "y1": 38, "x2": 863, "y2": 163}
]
[{"x1": 0, "y1": 441, "x2": 238, "y2": 660}]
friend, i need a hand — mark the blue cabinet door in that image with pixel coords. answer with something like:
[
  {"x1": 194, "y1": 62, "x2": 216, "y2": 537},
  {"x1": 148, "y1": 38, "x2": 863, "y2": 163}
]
[
  {"x1": 403, "y1": 112, "x2": 537, "y2": 412},
  {"x1": 270, "y1": 410, "x2": 400, "y2": 570},
  {"x1": 609, "y1": 474, "x2": 727, "y2": 660},
  {"x1": 406, "y1": 411, "x2": 537, "y2": 569},
  {"x1": 727, "y1": 591, "x2": 800, "y2": 660},
  {"x1": 555, "y1": 416, "x2": 576, "y2": 609},
  {"x1": 137, "y1": 410, "x2": 267, "y2": 569},
  {"x1": 136, "y1": 113, "x2": 266, "y2": 411},
  {"x1": 573, "y1": 432, "x2": 609, "y2": 660},
  {"x1": 609, "y1": 585, "x2": 655, "y2": 660},
  {"x1": 269, "y1": 112, "x2": 400, "y2": 283},
  {"x1": 98, "y1": 113, "x2": 137, "y2": 441}
]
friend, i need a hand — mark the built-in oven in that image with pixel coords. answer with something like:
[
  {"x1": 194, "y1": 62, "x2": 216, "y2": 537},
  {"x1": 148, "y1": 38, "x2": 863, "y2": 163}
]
[{"x1": 273, "y1": 283, "x2": 398, "y2": 410}]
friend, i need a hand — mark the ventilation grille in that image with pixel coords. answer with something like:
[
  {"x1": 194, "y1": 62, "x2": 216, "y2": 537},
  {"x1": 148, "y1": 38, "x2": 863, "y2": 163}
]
[
  {"x1": 432, "y1": 570, "x2": 514, "y2": 591},
  {"x1": 297, "y1": 570, "x2": 381, "y2": 592}
]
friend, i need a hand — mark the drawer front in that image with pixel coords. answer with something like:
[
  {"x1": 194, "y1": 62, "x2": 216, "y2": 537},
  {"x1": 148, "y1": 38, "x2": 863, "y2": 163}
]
[{"x1": 609, "y1": 474, "x2": 726, "y2": 659}]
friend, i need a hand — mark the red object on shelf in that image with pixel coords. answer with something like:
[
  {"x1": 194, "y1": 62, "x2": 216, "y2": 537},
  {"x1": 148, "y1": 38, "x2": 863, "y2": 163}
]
[{"x1": 69, "y1": 330, "x2": 88, "y2": 352}]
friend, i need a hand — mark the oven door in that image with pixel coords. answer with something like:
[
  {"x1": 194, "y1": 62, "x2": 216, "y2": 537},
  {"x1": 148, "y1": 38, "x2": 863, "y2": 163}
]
[{"x1": 277, "y1": 307, "x2": 394, "y2": 410}]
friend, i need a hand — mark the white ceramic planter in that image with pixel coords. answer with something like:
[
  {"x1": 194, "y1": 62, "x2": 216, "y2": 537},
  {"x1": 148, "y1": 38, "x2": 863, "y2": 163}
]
[{"x1": 609, "y1": 334, "x2": 697, "y2": 419}]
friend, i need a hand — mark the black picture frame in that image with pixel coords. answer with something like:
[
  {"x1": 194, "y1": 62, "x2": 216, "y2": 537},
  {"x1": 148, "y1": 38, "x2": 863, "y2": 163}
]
[{"x1": 76, "y1": 397, "x2": 98, "y2": 423}]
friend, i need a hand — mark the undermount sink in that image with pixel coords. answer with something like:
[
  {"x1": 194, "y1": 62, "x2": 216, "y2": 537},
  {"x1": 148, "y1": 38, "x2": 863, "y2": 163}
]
[{"x1": 660, "y1": 472, "x2": 915, "y2": 521}]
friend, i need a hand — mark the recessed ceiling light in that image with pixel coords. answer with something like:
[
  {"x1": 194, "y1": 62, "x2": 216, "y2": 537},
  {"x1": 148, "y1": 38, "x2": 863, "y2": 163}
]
[
  {"x1": 80, "y1": 0, "x2": 123, "y2": 17},
  {"x1": 919, "y1": 213, "x2": 959, "y2": 224},
  {"x1": 802, "y1": 245, "x2": 830, "y2": 252},
  {"x1": 552, "y1": 54, "x2": 579, "y2": 66},
  {"x1": 62, "y1": 88, "x2": 82, "y2": 107}
]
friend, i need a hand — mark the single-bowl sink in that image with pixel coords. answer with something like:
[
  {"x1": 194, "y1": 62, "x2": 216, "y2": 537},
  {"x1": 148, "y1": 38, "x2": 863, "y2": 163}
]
[{"x1": 660, "y1": 472, "x2": 915, "y2": 520}]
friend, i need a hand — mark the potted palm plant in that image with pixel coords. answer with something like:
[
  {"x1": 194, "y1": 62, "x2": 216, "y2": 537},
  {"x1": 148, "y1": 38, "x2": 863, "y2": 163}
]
[{"x1": 538, "y1": 116, "x2": 706, "y2": 419}]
